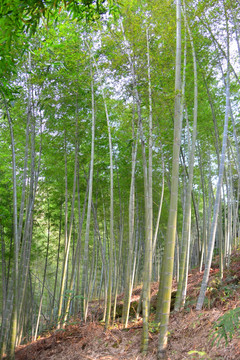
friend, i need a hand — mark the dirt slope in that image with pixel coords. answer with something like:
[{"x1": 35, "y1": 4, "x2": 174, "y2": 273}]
[{"x1": 10, "y1": 250, "x2": 240, "y2": 360}]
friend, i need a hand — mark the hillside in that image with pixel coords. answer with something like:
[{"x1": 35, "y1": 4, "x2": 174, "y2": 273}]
[{"x1": 7, "y1": 250, "x2": 240, "y2": 360}]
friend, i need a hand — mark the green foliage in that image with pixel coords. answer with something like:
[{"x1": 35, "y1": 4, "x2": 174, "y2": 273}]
[
  {"x1": 184, "y1": 297, "x2": 196, "y2": 312},
  {"x1": 64, "y1": 289, "x2": 84, "y2": 301},
  {"x1": 210, "y1": 308, "x2": 240, "y2": 346},
  {"x1": 188, "y1": 350, "x2": 209, "y2": 359},
  {"x1": 219, "y1": 282, "x2": 240, "y2": 302},
  {"x1": 0, "y1": 0, "x2": 118, "y2": 36},
  {"x1": 149, "y1": 321, "x2": 160, "y2": 333},
  {"x1": 0, "y1": 0, "x2": 120, "y2": 88}
]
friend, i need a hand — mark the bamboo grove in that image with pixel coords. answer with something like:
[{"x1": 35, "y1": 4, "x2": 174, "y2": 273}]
[{"x1": 0, "y1": 0, "x2": 239, "y2": 359}]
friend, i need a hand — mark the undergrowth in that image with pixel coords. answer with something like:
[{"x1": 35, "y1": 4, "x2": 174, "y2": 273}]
[{"x1": 210, "y1": 307, "x2": 240, "y2": 346}]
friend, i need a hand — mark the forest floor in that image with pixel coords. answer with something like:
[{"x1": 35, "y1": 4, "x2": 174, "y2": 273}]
[{"x1": 12, "y1": 250, "x2": 240, "y2": 360}]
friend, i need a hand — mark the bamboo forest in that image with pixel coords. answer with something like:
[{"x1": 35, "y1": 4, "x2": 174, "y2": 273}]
[{"x1": 0, "y1": 0, "x2": 240, "y2": 359}]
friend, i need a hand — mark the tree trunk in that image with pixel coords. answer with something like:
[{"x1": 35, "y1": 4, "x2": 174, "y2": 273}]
[
  {"x1": 0, "y1": 88, "x2": 19, "y2": 360},
  {"x1": 81, "y1": 64, "x2": 95, "y2": 322},
  {"x1": 34, "y1": 199, "x2": 50, "y2": 340},
  {"x1": 157, "y1": 0, "x2": 182, "y2": 357},
  {"x1": 196, "y1": 29, "x2": 230, "y2": 310},
  {"x1": 174, "y1": 2, "x2": 198, "y2": 311},
  {"x1": 122, "y1": 102, "x2": 138, "y2": 327}
]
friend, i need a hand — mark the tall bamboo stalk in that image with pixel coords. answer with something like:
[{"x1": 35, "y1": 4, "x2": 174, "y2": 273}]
[{"x1": 157, "y1": 0, "x2": 182, "y2": 357}]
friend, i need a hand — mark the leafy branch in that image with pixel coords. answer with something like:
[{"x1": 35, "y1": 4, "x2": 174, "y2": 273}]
[{"x1": 210, "y1": 307, "x2": 240, "y2": 346}]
